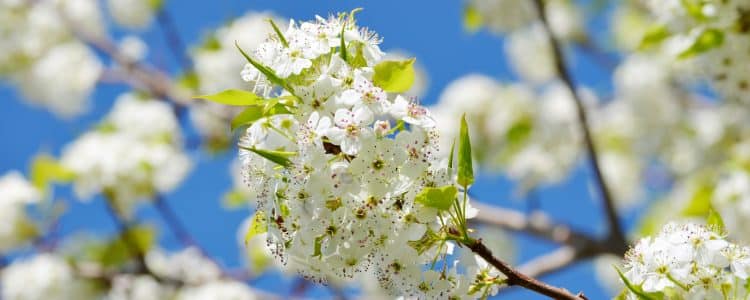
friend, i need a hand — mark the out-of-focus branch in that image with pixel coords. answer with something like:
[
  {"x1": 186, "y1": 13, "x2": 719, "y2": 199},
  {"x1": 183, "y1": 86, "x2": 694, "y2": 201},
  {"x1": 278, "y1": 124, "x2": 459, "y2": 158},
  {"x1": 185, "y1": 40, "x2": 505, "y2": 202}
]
[
  {"x1": 464, "y1": 238, "x2": 587, "y2": 300},
  {"x1": 518, "y1": 246, "x2": 580, "y2": 279},
  {"x1": 152, "y1": 195, "x2": 251, "y2": 282},
  {"x1": 471, "y1": 202, "x2": 614, "y2": 256},
  {"x1": 156, "y1": 9, "x2": 193, "y2": 72},
  {"x1": 102, "y1": 197, "x2": 148, "y2": 272},
  {"x1": 531, "y1": 0, "x2": 628, "y2": 253}
]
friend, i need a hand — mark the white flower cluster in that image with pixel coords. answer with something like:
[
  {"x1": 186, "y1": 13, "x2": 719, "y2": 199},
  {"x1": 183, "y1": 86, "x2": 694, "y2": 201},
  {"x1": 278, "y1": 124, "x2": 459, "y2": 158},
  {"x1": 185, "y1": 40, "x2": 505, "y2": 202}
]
[
  {"x1": 642, "y1": 0, "x2": 750, "y2": 102},
  {"x1": 106, "y1": 0, "x2": 159, "y2": 29},
  {"x1": 60, "y1": 93, "x2": 191, "y2": 215},
  {"x1": 0, "y1": 171, "x2": 41, "y2": 252},
  {"x1": 620, "y1": 222, "x2": 750, "y2": 299},
  {"x1": 1, "y1": 253, "x2": 99, "y2": 300},
  {"x1": 464, "y1": 0, "x2": 582, "y2": 83},
  {"x1": 0, "y1": 0, "x2": 103, "y2": 117},
  {"x1": 236, "y1": 13, "x2": 487, "y2": 298},
  {"x1": 1, "y1": 248, "x2": 258, "y2": 300},
  {"x1": 430, "y1": 75, "x2": 584, "y2": 192}
]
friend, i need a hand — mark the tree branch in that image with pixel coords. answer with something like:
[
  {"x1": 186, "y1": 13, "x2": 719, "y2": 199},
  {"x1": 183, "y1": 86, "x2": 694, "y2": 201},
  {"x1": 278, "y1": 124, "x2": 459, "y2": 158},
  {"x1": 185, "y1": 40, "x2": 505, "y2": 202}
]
[
  {"x1": 530, "y1": 0, "x2": 627, "y2": 251},
  {"x1": 471, "y1": 202, "x2": 616, "y2": 255},
  {"x1": 156, "y1": 9, "x2": 193, "y2": 72},
  {"x1": 518, "y1": 246, "x2": 580, "y2": 279},
  {"x1": 464, "y1": 238, "x2": 587, "y2": 300}
]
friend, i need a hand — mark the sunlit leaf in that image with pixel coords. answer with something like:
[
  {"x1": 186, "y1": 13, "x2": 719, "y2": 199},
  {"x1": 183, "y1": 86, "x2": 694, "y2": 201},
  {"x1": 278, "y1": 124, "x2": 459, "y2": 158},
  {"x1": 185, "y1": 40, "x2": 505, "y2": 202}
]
[
  {"x1": 194, "y1": 89, "x2": 263, "y2": 106},
  {"x1": 239, "y1": 146, "x2": 296, "y2": 168},
  {"x1": 707, "y1": 208, "x2": 726, "y2": 234},
  {"x1": 415, "y1": 185, "x2": 458, "y2": 211},
  {"x1": 372, "y1": 59, "x2": 416, "y2": 93},
  {"x1": 244, "y1": 210, "x2": 268, "y2": 245},
  {"x1": 30, "y1": 154, "x2": 76, "y2": 193},
  {"x1": 678, "y1": 28, "x2": 724, "y2": 59},
  {"x1": 463, "y1": 4, "x2": 483, "y2": 33},
  {"x1": 457, "y1": 114, "x2": 474, "y2": 187}
]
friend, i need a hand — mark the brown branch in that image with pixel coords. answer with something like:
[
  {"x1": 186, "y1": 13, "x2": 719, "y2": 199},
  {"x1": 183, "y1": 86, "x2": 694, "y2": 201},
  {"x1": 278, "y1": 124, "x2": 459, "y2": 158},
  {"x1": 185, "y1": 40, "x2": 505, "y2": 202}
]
[
  {"x1": 531, "y1": 0, "x2": 627, "y2": 252},
  {"x1": 464, "y1": 238, "x2": 587, "y2": 300}
]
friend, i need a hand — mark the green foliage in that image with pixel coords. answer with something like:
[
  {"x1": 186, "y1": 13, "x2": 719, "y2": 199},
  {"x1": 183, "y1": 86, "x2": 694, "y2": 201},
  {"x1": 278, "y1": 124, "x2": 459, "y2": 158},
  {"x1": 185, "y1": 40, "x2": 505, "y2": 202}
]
[
  {"x1": 194, "y1": 89, "x2": 264, "y2": 106},
  {"x1": 230, "y1": 103, "x2": 291, "y2": 131},
  {"x1": 244, "y1": 210, "x2": 268, "y2": 245},
  {"x1": 85, "y1": 225, "x2": 156, "y2": 268},
  {"x1": 372, "y1": 59, "x2": 416, "y2": 93},
  {"x1": 267, "y1": 19, "x2": 289, "y2": 48},
  {"x1": 235, "y1": 42, "x2": 293, "y2": 92},
  {"x1": 615, "y1": 266, "x2": 664, "y2": 300},
  {"x1": 30, "y1": 154, "x2": 75, "y2": 193},
  {"x1": 681, "y1": 183, "x2": 713, "y2": 216},
  {"x1": 239, "y1": 146, "x2": 296, "y2": 168},
  {"x1": 415, "y1": 185, "x2": 458, "y2": 211},
  {"x1": 457, "y1": 114, "x2": 475, "y2": 187},
  {"x1": 407, "y1": 228, "x2": 440, "y2": 255},
  {"x1": 448, "y1": 138, "x2": 456, "y2": 172},
  {"x1": 222, "y1": 189, "x2": 248, "y2": 209},
  {"x1": 678, "y1": 28, "x2": 724, "y2": 59},
  {"x1": 638, "y1": 25, "x2": 671, "y2": 50},
  {"x1": 707, "y1": 208, "x2": 726, "y2": 234},
  {"x1": 463, "y1": 4, "x2": 483, "y2": 33}
]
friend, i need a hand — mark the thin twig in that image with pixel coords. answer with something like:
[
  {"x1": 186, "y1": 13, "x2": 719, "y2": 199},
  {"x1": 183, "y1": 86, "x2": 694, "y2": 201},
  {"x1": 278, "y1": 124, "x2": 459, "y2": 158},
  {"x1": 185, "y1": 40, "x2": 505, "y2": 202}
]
[
  {"x1": 464, "y1": 238, "x2": 587, "y2": 300},
  {"x1": 156, "y1": 9, "x2": 194, "y2": 72},
  {"x1": 153, "y1": 195, "x2": 250, "y2": 281},
  {"x1": 531, "y1": 0, "x2": 628, "y2": 252},
  {"x1": 103, "y1": 198, "x2": 147, "y2": 272}
]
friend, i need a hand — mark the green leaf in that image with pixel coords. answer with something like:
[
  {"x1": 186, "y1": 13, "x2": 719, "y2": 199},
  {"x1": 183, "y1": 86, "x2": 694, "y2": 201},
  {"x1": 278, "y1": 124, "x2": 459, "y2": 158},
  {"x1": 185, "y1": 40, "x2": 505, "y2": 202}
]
[
  {"x1": 223, "y1": 189, "x2": 248, "y2": 209},
  {"x1": 235, "y1": 42, "x2": 293, "y2": 92},
  {"x1": 239, "y1": 146, "x2": 295, "y2": 168},
  {"x1": 194, "y1": 89, "x2": 263, "y2": 106},
  {"x1": 463, "y1": 4, "x2": 483, "y2": 33},
  {"x1": 707, "y1": 208, "x2": 726, "y2": 234},
  {"x1": 638, "y1": 25, "x2": 671, "y2": 50},
  {"x1": 407, "y1": 227, "x2": 440, "y2": 255},
  {"x1": 267, "y1": 19, "x2": 289, "y2": 48},
  {"x1": 415, "y1": 185, "x2": 458, "y2": 211},
  {"x1": 457, "y1": 114, "x2": 475, "y2": 187},
  {"x1": 615, "y1": 266, "x2": 660, "y2": 300},
  {"x1": 244, "y1": 210, "x2": 268, "y2": 244},
  {"x1": 30, "y1": 154, "x2": 75, "y2": 193},
  {"x1": 678, "y1": 28, "x2": 724, "y2": 59},
  {"x1": 372, "y1": 59, "x2": 416, "y2": 93},
  {"x1": 231, "y1": 106, "x2": 264, "y2": 131},
  {"x1": 448, "y1": 138, "x2": 456, "y2": 172},
  {"x1": 86, "y1": 225, "x2": 156, "y2": 268},
  {"x1": 339, "y1": 20, "x2": 348, "y2": 63},
  {"x1": 681, "y1": 183, "x2": 713, "y2": 216}
]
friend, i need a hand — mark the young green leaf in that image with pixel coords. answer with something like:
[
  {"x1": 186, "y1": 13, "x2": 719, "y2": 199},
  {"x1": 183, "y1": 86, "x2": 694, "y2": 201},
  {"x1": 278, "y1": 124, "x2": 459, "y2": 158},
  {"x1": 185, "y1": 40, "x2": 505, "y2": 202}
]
[
  {"x1": 231, "y1": 106, "x2": 264, "y2": 131},
  {"x1": 448, "y1": 138, "x2": 456, "y2": 172},
  {"x1": 245, "y1": 210, "x2": 268, "y2": 244},
  {"x1": 615, "y1": 266, "x2": 659, "y2": 300},
  {"x1": 457, "y1": 114, "x2": 474, "y2": 187},
  {"x1": 339, "y1": 20, "x2": 348, "y2": 62},
  {"x1": 707, "y1": 208, "x2": 726, "y2": 234},
  {"x1": 239, "y1": 146, "x2": 296, "y2": 168},
  {"x1": 681, "y1": 183, "x2": 713, "y2": 216},
  {"x1": 235, "y1": 42, "x2": 293, "y2": 91},
  {"x1": 372, "y1": 59, "x2": 416, "y2": 93},
  {"x1": 194, "y1": 89, "x2": 263, "y2": 106},
  {"x1": 414, "y1": 185, "x2": 458, "y2": 211},
  {"x1": 267, "y1": 19, "x2": 289, "y2": 48},
  {"x1": 678, "y1": 28, "x2": 724, "y2": 59},
  {"x1": 638, "y1": 25, "x2": 671, "y2": 50},
  {"x1": 30, "y1": 154, "x2": 76, "y2": 192},
  {"x1": 463, "y1": 4, "x2": 483, "y2": 33}
]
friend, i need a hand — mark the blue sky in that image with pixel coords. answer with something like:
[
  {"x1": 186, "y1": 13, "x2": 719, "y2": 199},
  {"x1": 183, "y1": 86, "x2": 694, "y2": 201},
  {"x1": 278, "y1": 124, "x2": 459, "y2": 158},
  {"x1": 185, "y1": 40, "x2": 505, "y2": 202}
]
[{"x1": 0, "y1": 1, "x2": 633, "y2": 298}]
